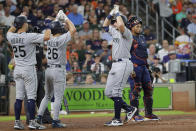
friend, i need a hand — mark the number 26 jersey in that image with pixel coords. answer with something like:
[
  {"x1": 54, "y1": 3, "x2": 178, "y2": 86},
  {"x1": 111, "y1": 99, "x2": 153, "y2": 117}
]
[
  {"x1": 7, "y1": 32, "x2": 44, "y2": 66},
  {"x1": 46, "y1": 31, "x2": 71, "y2": 66}
]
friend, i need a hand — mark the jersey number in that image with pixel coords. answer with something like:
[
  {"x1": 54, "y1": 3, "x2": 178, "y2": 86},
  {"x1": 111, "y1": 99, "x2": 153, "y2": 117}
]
[
  {"x1": 48, "y1": 48, "x2": 58, "y2": 59},
  {"x1": 13, "y1": 45, "x2": 26, "y2": 58}
]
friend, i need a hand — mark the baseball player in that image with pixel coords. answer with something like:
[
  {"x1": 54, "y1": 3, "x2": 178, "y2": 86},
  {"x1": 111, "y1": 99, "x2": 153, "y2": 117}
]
[
  {"x1": 125, "y1": 16, "x2": 160, "y2": 122},
  {"x1": 36, "y1": 10, "x2": 76, "y2": 128},
  {"x1": 103, "y1": 5, "x2": 137, "y2": 126},
  {"x1": 6, "y1": 13, "x2": 51, "y2": 130}
]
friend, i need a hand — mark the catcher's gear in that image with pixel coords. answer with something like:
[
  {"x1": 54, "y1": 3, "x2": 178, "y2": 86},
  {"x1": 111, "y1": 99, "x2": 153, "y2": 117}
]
[
  {"x1": 50, "y1": 21, "x2": 66, "y2": 35},
  {"x1": 14, "y1": 16, "x2": 28, "y2": 29},
  {"x1": 126, "y1": 16, "x2": 142, "y2": 29}
]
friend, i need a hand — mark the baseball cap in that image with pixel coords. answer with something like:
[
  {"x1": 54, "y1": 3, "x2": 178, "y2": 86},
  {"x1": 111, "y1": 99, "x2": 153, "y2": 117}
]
[
  {"x1": 143, "y1": 26, "x2": 151, "y2": 30},
  {"x1": 168, "y1": 50, "x2": 176, "y2": 55},
  {"x1": 154, "y1": 55, "x2": 160, "y2": 60},
  {"x1": 83, "y1": 20, "x2": 89, "y2": 24},
  {"x1": 85, "y1": 51, "x2": 92, "y2": 55},
  {"x1": 93, "y1": 53, "x2": 100, "y2": 58}
]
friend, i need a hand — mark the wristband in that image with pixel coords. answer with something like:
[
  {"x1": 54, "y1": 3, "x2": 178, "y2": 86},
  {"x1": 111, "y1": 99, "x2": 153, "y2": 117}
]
[
  {"x1": 107, "y1": 15, "x2": 112, "y2": 20},
  {"x1": 115, "y1": 13, "x2": 120, "y2": 17}
]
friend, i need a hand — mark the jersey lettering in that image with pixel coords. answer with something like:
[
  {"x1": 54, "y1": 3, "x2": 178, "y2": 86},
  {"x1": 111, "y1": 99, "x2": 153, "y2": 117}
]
[
  {"x1": 48, "y1": 47, "x2": 58, "y2": 60},
  {"x1": 13, "y1": 45, "x2": 26, "y2": 58}
]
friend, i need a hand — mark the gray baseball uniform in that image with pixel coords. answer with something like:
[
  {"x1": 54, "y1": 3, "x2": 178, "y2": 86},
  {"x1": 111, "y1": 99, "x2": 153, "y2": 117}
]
[
  {"x1": 6, "y1": 32, "x2": 44, "y2": 100},
  {"x1": 105, "y1": 26, "x2": 133, "y2": 98},
  {"x1": 38, "y1": 31, "x2": 71, "y2": 120}
]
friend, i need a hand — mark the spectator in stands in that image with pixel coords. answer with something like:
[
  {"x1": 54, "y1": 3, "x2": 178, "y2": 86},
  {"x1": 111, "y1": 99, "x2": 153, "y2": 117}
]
[
  {"x1": 71, "y1": 61, "x2": 82, "y2": 83},
  {"x1": 143, "y1": 26, "x2": 157, "y2": 46},
  {"x1": 151, "y1": 0, "x2": 173, "y2": 21},
  {"x1": 95, "y1": 0, "x2": 105, "y2": 22},
  {"x1": 158, "y1": 40, "x2": 169, "y2": 62},
  {"x1": 11, "y1": 6, "x2": 21, "y2": 17},
  {"x1": 82, "y1": 51, "x2": 94, "y2": 72},
  {"x1": 68, "y1": 4, "x2": 84, "y2": 26},
  {"x1": 50, "y1": 4, "x2": 60, "y2": 19},
  {"x1": 0, "y1": 6, "x2": 15, "y2": 26},
  {"x1": 162, "y1": 50, "x2": 190, "y2": 65},
  {"x1": 96, "y1": 40, "x2": 111, "y2": 68},
  {"x1": 148, "y1": 44, "x2": 157, "y2": 65},
  {"x1": 176, "y1": 4, "x2": 188, "y2": 27},
  {"x1": 34, "y1": 9, "x2": 45, "y2": 30},
  {"x1": 100, "y1": 73, "x2": 107, "y2": 84},
  {"x1": 78, "y1": 0, "x2": 86, "y2": 17},
  {"x1": 91, "y1": 54, "x2": 104, "y2": 82},
  {"x1": 152, "y1": 67, "x2": 167, "y2": 83},
  {"x1": 100, "y1": 27, "x2": 113, "y2": 44},
  {"x1": 187, "y1": 14, "x2": 196, "y2": 39},
  {"x1": 186, "y1": 1, "x2": 195, "y2": 14},
  {"x1": 85, "y1": 74, "x2": 95, "y2": 84},
  {"x1": 171, "y1": 0, "x2": 182, "y2": 16},
  {"x1": 152, "y1": 55, "x2": 163, "y2": 73},
  {"x1": 120, "y1": 5, "x2": 129, "y2": 17},
  {"x1": 180, "y1": 11, "x2": 192, "y2": 30},
  {"x1": 86, "y1": 29, "x2": 102, "y2": 50},
  {"x1": 83, "y1": 4, "x2": 91, "y2": 20},
  {"x1": 69, "y1": 50, "x2": 79, "y2": 67},
  {"x1": 86, "y1": 42, "x2": 95, "y2": 54},
  {"x1": 175, "y1": 27, "x2": 192, "y2": 55},
  {"x1": 78, "y1": 20, "x2": 92, "y2": 40},
  {"x1": 88, "y1": 9, "x2": 98, "y2": 29},
  {"x1": 0, "y1": 2, "x2": 4, "y2": 16},
  {"x1": 2, "y1": 0, "x2": 16, "y2": 13},
  {"x1": 66, "y1": 72, "x2": 74, "y2": 85}
]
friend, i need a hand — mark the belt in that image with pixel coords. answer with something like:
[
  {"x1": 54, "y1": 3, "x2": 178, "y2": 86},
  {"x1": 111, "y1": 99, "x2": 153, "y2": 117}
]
[
  {"x1": 47, "y1": 64, "x2": 62, "y2": 68},
  {"x1": 112, "y1": 58, "x2": 131, "y2": 63}
]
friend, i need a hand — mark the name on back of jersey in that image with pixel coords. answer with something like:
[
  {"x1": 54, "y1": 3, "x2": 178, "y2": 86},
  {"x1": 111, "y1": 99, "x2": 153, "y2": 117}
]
[
  {"x1": 11, "y1": 38, "x2": 24, "y2": 45},
  {"x1": 47, "y1": 41, "x2": 59, "y2": 47}
]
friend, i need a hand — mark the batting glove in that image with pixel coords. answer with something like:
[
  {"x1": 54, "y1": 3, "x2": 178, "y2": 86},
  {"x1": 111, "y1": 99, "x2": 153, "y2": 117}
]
[
  {"x1": 113, "y1": 4, "x2": 120, "y2": 15},
  {"x1": 44, "y1": 18, "x2": 52, "y2": 29},
  {"x1": 107, "y1": 9, "x2": 115, "y2": 20}
]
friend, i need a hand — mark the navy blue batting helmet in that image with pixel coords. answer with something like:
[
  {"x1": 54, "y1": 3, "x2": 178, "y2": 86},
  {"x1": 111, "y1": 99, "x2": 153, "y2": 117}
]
[
  {"x1": 14, "y1": 16, "x2": 28, "y2": 29},
  {"x1": 126, "y1": 16, "x2": 142, "y2": 29},
  {"x1": 111, "y1": 15, "x2": 128, "y2": 25},
  {"x1": 50, "y1": 21, "x2": 66, "y2": 35}
]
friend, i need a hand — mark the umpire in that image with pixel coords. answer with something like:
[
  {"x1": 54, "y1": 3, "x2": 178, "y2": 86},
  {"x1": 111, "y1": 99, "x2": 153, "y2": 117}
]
[{"x1": 24, "y1": 27, "x2": 52, "y2": 124}]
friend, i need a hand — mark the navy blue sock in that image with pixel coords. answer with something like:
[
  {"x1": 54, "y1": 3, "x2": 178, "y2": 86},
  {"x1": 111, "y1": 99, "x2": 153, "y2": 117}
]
[
  {"x1": 111, "y1": 97, "x2": 123, "y2": 120},
  {"x1": 14, "y1": 99, "x2": 22, "y2": 120},
  {"x1": 27, "y1": 99, "x2": 35, "y2": 120}
]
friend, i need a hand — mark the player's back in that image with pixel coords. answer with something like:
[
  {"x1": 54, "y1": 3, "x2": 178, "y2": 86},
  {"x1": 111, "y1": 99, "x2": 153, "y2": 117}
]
[
  {"x1": 46, "y1": 32, "x2": 71, "y2": 66},
  {"x1": 7, "y1": 32, "x2": 44, "y2": 66},
  {"x1": 109, "y1": 26, "x2": 133, "y2": 60}
]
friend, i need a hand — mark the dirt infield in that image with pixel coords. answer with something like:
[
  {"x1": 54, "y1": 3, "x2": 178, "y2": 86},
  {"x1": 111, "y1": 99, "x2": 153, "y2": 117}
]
[{"x1": 1, "y1": 114, "x2": 196, "y2": 131}]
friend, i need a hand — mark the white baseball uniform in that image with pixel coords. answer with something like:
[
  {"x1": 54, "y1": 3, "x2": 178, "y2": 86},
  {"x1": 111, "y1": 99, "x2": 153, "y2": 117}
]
[
  {"x1": 105, "y1": 26, "x2": 133, "y2": 98},
  {"x1": 38, "y1": 31, "x2": 71, "y2": 120},
  {"x1": 6, "y1": 32, "x2": 44, "y2": 100}
]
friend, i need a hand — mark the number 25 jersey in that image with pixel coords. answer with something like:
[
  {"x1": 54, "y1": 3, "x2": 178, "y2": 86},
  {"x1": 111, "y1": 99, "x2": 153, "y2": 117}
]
[
  {"x1": 46, "y1": 31, "x2": 71, "y2": 66},
  {"x1": 7, "y1": 32, "x2": 44, "y2": 66}
]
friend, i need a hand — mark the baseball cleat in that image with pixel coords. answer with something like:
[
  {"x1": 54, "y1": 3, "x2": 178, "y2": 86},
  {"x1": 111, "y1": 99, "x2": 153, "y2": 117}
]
[
  {"x1": 125, "y1": 107, "x2": 137, "y2": 122},
  {"x1": 36, "y1": 115, "x2": 43, "y2": 124},
  {"x1": 14, "y1": 120, "x2": 24, "y2": 130},
  {"x1": 144, "y1": 114, "x2": 160, "y2": 121},
  {"x1": 104, "y1": 118, "x2": 123, "y2": 126},
  {"x1": 28, "y1": 119, "x2": 46, "y2": 130},
  {"x1": 52, "y1": 120, "x2": 66, "y2": 128},
  {"x1": 132, "y1": 115, "x2": 145, "y2": 122}
]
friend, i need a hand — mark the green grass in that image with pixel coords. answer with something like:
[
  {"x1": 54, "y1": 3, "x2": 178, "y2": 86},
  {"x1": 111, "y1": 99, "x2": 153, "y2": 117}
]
[{"x1": 0, "y1": 110, "x2": 195, "y2": 122}]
